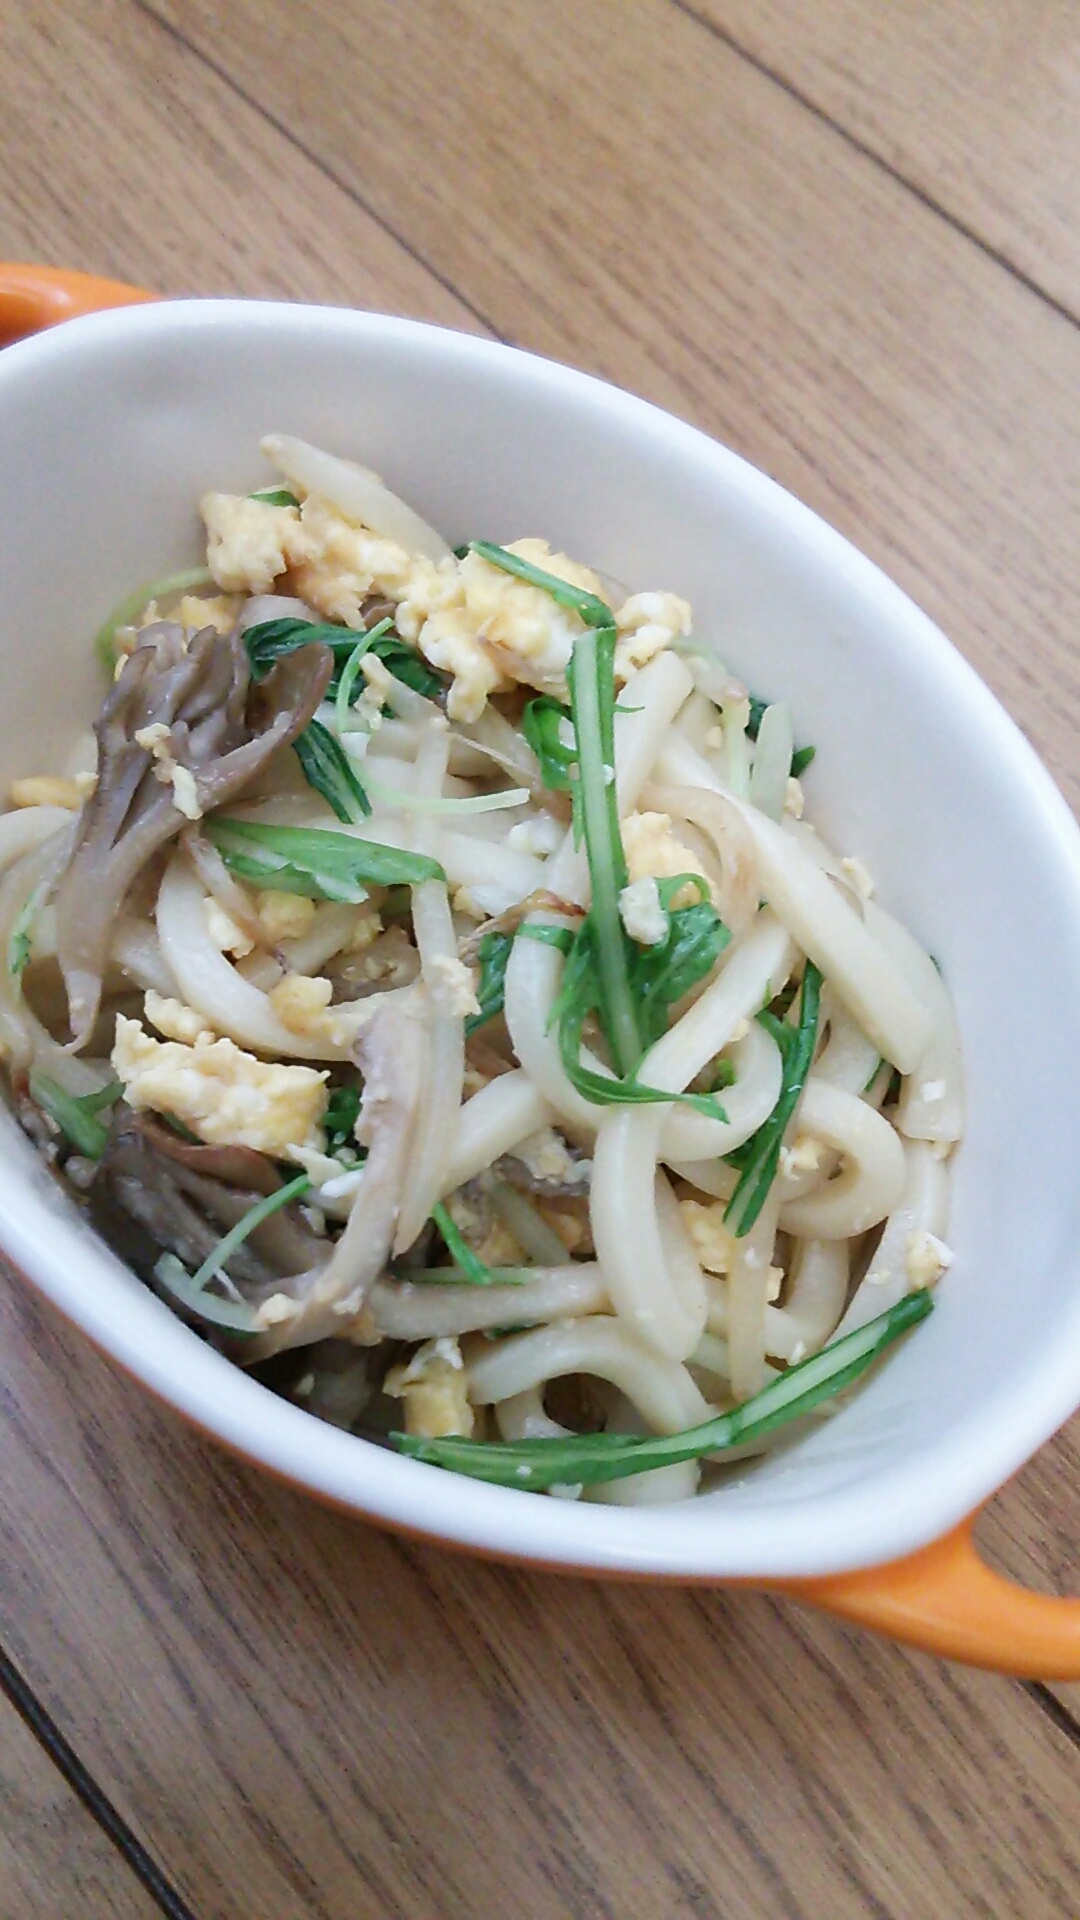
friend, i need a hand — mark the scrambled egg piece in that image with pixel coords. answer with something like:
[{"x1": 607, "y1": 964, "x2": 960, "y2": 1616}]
[
  {"x1": 9, "y1": 775, "x2": 83, "y2": 810},
  {"x1": 384, "y1": 1336, "x2": 475, "y2": 1438},
  {"x1": 622, "y1": 811, "x2": 715, "y2": 910},
  {"x1": 515, "y1": 1128, "x2": 590, "y2": 1188},
  {"x1": 268, "y1": 971, "x2": 334, "y2": 1036},
  {"x1": 780, "y1": 1135, "x2": 823, "y2": 1178},
  {"x1": 618, "y1": 875, "x2": 667, "y2": 947},
  {"x1": 427, "y1": 954, "x2": 481, "y2": 1021},
  {"x1": 174, "y1": 592, "x2": 237, "y2": 635},
  {"x1": 201, "y1": 492, "x2": 309, "y2": 595},
  {"x1": 133, "y1": 722, "x2": 201, "y2": 822},
  {"x1": 204, "y1": 896, "x2": 254, "y2": 958},
  {"x1": 112, "y1": 1014, "x2": 328, "y2": 1155},
  {"x1": 680, "y1": 1198, "x2": 738, "y2": 1275},
  {"x1": 506, "y1": 810, "x2": 564, "y2": 858},
  {"x1": 256, "y1": 889, "x2": 316, "y2": 944},
  {"x1": 143, "y1": 992, "x2": 213, "y2": 1045},
  {"x1": 288, "y1": 494, "x2": 435, "y2": 626},
  {"x1": 613, "y1": 590, "x2": 691, "y2": 677},
  {"x1": 904, "y1": 1230, "x2": 953, "y2": 1289},
  {"x1": 201, "y1": 475, "x2": 693, "y2": 722}
]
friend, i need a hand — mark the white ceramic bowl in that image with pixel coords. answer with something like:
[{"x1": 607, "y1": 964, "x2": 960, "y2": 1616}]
[{"x1": 2, "y1": 267, "x2": 1080, "y2": 1671}]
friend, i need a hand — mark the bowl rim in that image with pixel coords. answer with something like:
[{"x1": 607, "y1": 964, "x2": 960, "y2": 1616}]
[{"x1": 3, "y1": 293, "x2": 1080, "y2": 1580}]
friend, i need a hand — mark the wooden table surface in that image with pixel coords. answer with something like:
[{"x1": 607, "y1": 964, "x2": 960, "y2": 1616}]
[{"x1": 3, "y1": 3, "x2": 1080, "y2": 1914}]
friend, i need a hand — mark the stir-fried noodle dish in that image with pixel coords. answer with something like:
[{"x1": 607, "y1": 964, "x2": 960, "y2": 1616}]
[{"x1": 1, "y1": 436, "x2": 962, "y2": 1501}]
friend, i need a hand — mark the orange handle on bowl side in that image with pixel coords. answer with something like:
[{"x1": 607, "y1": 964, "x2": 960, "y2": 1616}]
[
  {"x1": 779, "y1": 1514, "x2": 1080, "y2": 1678},
  {"x1": 3, "y1": 264, "x2": 1079, "y2": 1683},
  {"x1": 0, "y1": 262, "x2": 155, "y2": 345}
]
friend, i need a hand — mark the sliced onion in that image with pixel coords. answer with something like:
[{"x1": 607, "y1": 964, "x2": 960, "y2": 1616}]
[{"x1": 261, "y1": 434, "x2": 452, "y2": 562}]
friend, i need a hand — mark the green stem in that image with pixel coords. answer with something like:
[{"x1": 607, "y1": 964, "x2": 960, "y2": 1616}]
[
  {"x1": 393, "y1": 1291, "x2": 932, "y2": 1489},
  {"x1": 569, "y1": 626, "x2": 642, "y2": 1077},
  {"x1": 190, "y1": 1173, "x2": 311, "y2": 1292}
]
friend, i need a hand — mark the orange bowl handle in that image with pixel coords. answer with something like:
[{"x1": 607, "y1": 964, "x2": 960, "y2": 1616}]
[
  {"x1": 0, "y1": 263, "x2": 154, "y2": 346},
  {"x1": 781, "y1": 1517, "x2": 1080, "y2": 1677}
]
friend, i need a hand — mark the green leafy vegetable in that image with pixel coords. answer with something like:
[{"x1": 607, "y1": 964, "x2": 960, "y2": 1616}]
[
  {"x1": 429, "y1": 1203, "x2": 526, "y2": 1286},
  {"x1": 465, "y1": 931, "x2": 515, "y2": 1036},
  {"x1": 248, "y1": 487, "x2": 301, "y2": 508},
  {"x1": 324, "y1": 1083, "x2": 362, "y2": 1152},
  {"x1": 207, "y1": 817, "x2": 444, "y2": 902},
  {"x1": 724, "y1": 960, "x2": 822, "y2": 1237},
  {"x1": 478, "y1": 543, "x2": 728, "y2": 1115},
  {"x1": 29, "y1": 1074, "x2": 122, "y2": 1158},
  {"x1": 467, "y1": 542, "x2": 615, "y2": 629},
  {"x1": 154, "y1": 1255, "x2": 261, "y2": 1332},
  {"x1": 244, "y1": 617, "x2": 445, "y2": 701},
  {"x1": 394, "y1": 1291, "x2": 933, "y2": 1488},
  {"x1": 94, "y1": 567, "x2": 214, "y2": 671},
  {"x1": 633, "y1": 875, "x2": 731, "y2": 1048},
  {"x1": 521, "y1": 695, "x2": 578, "y2": 793},
  {"x1": 335, "y1": 618, "x2": 393, "y2": 734},
  {"x1": 293, "y1": 718, "x2": 372, "y2": 823},
  {"x1": 153, "y1": 1172, "x2": 313, "y2": 1335}
]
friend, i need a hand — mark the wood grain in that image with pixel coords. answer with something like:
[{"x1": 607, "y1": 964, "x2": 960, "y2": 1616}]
[
  {"x1": 4, "y1": 1272, "x2": 1080, "y2": 1920},
  {"x1": 0, "y1": 0, "x2": 479, "y2": 326},
  {"x1": 145, "y1": 0, "x2": 1080, "y2": 820},
  {"x1": 688, "y1": 0, "x2": 1080, "y2": 319},
  {"x1": 0, "y1": 1683, "x2": 158, "y2": 1919},
  {"x1": 2, "y1": 1, "x2": 1080, "y2": 1914}
]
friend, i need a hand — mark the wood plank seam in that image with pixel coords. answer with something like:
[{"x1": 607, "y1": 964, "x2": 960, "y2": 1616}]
[
  {"x1": 129, "y1": 0, "x2": 506, "y2": 339},
  {"x1": 0, "y1": 1638, "x2": 197, "y2": 1920},
  {"x1": 668, "y1": 0, "x2": 1080, "y2": 336},
  {"x1": 1025, "y1": 1682, "x2": 1080, "y2": 1754}
]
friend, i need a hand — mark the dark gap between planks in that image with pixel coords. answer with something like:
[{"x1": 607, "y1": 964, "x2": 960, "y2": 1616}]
[{"x1": 0, "y1": 1639, "x2": 198, "y2": 1920}]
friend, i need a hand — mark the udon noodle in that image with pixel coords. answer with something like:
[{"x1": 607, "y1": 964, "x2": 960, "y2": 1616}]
[{"x1": 0, "y1": 435, "x2": 960, "y2": 1501}]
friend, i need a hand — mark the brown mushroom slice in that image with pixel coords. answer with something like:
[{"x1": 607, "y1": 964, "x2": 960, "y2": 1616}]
[
  {"x1": 243, "y1": 995, "x2": 426, "y2": 1360},
  {"x1": 53, "y1": 626, "x2": 331, "y2": 1048}
]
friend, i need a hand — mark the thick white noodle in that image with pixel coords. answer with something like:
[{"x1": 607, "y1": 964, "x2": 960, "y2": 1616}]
[
  {"x1": 747, "y1": 702, "x2": 794, "y2": 821},
  {"x1": 544, "y1": 651, "x2": 694, "y2": 906},
  {"x1": 832, "y1": 1139, "x2": 950, "y2": 1338},
  {"x1": 370, "y1": 1264, "x2": 606, "y2": 1340},
  {"x1": 394, "y1": 723, "x2": 463, "y2": 1253},
  {"x1": 261, "y1": 433, "x2": 452, "y2": 562},
  {"x1": 0, "y1": 834, "x2": 105, "y2": 1094},
  {"x1": 157, "y1": 857, "x2": 400, "y2": 1059},
  {"x1": 765, "y1": 1239, "x2": 850, "y2": 1362},
  {"x1": 863, "y1": 899, "x2": 964, "y2": 1144},
  {"x1": 659, "y1": 1021, "x2": 785, "y2": 1162},
  {"x1": 442, "y1": 1070, "x2": 554, "y2": 1192},
  {"x1": 812, "y1": 986, "x2": 881, "y2": 1095},
  {"x1": 778, "y1": 1078, "x2": 907, "y2": 1240},
  {"x1": 457, "y1": 705, "x2": 545, "y2": 791},
  {"x1": 231, "y1": 796, "x2": 549, "y2": 915},
  {"x1": 586, "y1": 1390, "x2": 702, "y2": 1506},
  {"x1": 494, "y1": 1386, "x2": 569, "y2": 1441},
  {"x1": 0, "y1": 806, "x2": 74, "y2": 872},
  {"x1": 655, "y1": 736, "x2": 931, "y2": 1072},
  {"x1": 466, "y1": 1317, "x2": 713, "y2": 1435},
  {"x1": 591, "y1": 915, "x2": 794, "y2": 1359},
  {"x1": 486, "y1": 1182, "x2": 572, "y2": 1266},
  {"x1": 725, "y1": 1186, "x2": 779, "y2": 1399},
  {"x1": 504, "y1": 909, "x2": 792, "y2": 1157},
  {"x1": 110, "y1": 918, "x2": 179, "y2": 997},
  {"x1": 646, "y1": 783, "x2": 760, "y2": 932},
  {"x1": 368, "y1": 719, "x2": 495, "y2": 780}
]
